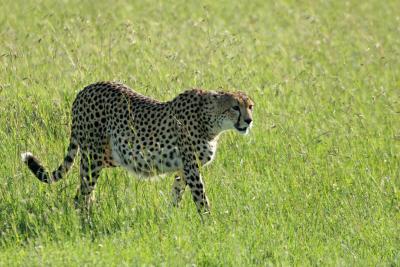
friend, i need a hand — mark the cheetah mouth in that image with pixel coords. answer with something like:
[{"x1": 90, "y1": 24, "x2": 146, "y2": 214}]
[{"x1": 235, "y1": 126, "x2": 248, "y2": 133}]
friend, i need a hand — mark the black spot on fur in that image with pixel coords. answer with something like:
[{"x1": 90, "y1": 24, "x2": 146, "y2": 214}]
[{"x1": 65, "y1": 155, "x2": 73, "y2": 163}]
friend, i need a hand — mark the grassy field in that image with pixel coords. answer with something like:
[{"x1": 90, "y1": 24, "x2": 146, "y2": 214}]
[{"x1": 1, "y1": 0, "x2": 399, "y2": 265}]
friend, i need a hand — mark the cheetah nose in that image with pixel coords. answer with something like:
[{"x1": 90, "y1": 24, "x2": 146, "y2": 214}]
[{"x1": 244, "y1": 118, "x2": 252, "y2": 124}]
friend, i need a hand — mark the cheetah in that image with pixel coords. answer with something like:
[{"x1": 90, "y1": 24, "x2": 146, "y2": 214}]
[{"x1": 21, "y1": 82, "x2": 254, "y2": 214}]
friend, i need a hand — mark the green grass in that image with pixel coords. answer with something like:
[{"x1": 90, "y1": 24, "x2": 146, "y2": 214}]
[{"x1": 1, "y1": 0, "x2": 399, "y2": 265}]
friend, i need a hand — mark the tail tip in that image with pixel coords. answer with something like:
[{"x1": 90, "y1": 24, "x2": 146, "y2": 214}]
[{"x1": 21, "y1": 152, "x2": 34, "y2": 163}]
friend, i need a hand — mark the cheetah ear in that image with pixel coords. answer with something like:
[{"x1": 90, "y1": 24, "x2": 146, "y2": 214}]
[{"x1": 248, "y1": 96, "x2": 255, "y2": 105}]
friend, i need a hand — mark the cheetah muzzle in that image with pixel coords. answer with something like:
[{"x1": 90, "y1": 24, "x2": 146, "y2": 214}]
[{"x1": 21, "y1": 81, "x2": 254, "y2": 215}]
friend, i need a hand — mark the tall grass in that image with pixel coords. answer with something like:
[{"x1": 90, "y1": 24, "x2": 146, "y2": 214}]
[{"x1": 0, "y1": 0, "x2": 399, "y2": 265}]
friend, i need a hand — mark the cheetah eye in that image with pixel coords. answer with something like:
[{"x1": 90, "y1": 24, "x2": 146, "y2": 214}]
[
  {"x1": 249, "y1": 105, "x2": 254, "y2": 110},
  {"x1": 232, "y1": 106, "x2": 240, "y2": 111}
]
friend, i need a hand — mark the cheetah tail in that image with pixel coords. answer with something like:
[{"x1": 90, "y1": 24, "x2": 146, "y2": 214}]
[{"x1": 21, "y1": 140, "x2": 79, "y2": 184}]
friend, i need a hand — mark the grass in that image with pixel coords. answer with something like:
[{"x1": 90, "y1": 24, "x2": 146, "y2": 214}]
[{"x1": 1, "y1": 0, "x2": 399, "y2": 265}]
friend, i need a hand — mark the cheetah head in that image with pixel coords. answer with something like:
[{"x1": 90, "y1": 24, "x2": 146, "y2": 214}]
[{"x1": 214, "y1": 91, "x2": 254, "y2": 135}]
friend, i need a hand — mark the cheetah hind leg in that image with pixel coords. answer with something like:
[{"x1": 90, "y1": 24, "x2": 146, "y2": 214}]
[
  {"x1": 74, "y1": 156, "x2": 103, "y2": 210},
  {"x1": 171, "y1": 175, "x2": 186, "y2": 207}
]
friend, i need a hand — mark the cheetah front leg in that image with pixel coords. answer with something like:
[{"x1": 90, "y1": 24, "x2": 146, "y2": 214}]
[
  {"x1": 182, "y1": 159, "x2": 210, "y2": 214},
  {"x1": 171, "y1": 175, "x2": 186, "y2": 207},
  {"x1": 177, "y1": 129, "x2": 210, "y2": 214}
]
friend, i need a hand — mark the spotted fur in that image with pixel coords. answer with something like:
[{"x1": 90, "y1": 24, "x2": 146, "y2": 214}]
[{"x1": 21, "y1": 81, "x2": 254, "y2": 213}]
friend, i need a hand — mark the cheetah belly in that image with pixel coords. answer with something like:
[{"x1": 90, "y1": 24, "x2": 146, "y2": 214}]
[{"x1": 110, "y1": 139, "x2": 183, "y2": 178}]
